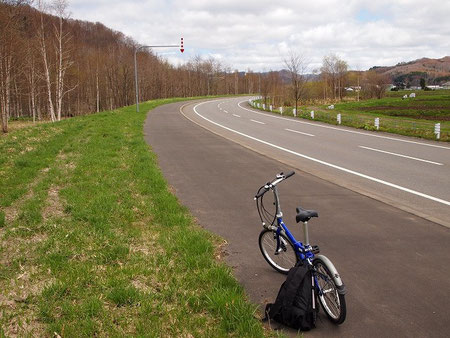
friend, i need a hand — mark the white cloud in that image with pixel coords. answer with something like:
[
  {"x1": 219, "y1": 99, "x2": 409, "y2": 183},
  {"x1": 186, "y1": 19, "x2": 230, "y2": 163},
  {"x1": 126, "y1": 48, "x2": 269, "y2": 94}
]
[{"x1": 68, "y1": 0, "x2": 450, "y2": 71}]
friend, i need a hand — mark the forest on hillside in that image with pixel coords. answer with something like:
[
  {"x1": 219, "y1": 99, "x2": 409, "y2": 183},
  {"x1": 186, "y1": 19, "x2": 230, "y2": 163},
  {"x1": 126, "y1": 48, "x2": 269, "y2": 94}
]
[{"x1": 0, "y1": 1, "x2": 261, "y2": 133}]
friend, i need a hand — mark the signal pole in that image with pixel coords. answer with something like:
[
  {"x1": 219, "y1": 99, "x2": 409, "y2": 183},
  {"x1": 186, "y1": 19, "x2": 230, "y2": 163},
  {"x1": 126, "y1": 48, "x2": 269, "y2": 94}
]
[{"x1": 134, "y1": 38, "x2": 184, "y2": 112}]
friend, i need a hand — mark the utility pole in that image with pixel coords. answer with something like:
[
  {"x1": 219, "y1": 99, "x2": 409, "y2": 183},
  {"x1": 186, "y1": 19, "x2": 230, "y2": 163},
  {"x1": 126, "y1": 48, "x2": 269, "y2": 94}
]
[{"x1": 134, "y1": 39, "x2": 183, "y2": 112}]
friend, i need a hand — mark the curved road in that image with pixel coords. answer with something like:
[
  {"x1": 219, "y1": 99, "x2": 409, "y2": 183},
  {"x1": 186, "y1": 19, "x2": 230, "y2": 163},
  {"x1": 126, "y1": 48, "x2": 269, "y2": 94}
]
[
  {"x1": 144, "y1": 98, "x2": 450, "y2": 337},
  {"x1": 185, "y1": 97, "x2": 450, "y2": 228}
]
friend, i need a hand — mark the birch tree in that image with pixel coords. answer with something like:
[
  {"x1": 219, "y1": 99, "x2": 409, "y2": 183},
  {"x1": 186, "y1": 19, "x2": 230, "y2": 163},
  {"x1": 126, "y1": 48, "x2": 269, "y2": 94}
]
[
  {"x1": 37, "y1": 0, "x2": 56, "y2": 122},
  {"x1": 51, "y1": 0, "x2": 75, "y2": 120}
]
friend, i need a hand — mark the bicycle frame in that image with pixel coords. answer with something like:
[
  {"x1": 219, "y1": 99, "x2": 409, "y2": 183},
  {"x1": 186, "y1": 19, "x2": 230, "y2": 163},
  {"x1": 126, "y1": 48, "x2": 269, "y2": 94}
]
[
  {"x1": 271, "y1": 184, "x2": 315, "y2": 263},
  {"x1": 275, "y1": 217, "x2": 315, "y2": 262}
]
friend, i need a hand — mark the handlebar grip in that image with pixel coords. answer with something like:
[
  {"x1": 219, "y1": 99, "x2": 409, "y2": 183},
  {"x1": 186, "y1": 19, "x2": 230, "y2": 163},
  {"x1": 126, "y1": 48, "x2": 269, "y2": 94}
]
[
  {"x1": 255, "y1": 186, "x2": 269, "y2": 199},
  {"x1": 285, "y1": 171, "x2": 295, "y2": 179}
]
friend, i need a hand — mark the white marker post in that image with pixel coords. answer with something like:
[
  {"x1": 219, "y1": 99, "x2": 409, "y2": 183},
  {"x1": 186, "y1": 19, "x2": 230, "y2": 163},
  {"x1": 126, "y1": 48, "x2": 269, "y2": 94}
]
[
  {"x1": 435, "y1": 123, "x2": 441, "y2": 139},
  {"x1": 337, "y1": 113, "x2": 341, "y2": 124},
  {"x1": 280, "y1": 107, "x2": 283, "y2": 115},
  {"x1": 270, "y1": 105, "x2": 273, "y2": 112},
  {"x1": 375, "y1": 117, "x2": 380, "y2": 130},
  {"x1": 263, "y1": 104, "x2": 266, "y2": 110},
  {"x1": 293, "y1": 108, "x2": 297, "y2": 117},
  {"x1": 310, "y1": 111, "x2": 314, "y2": 119}
]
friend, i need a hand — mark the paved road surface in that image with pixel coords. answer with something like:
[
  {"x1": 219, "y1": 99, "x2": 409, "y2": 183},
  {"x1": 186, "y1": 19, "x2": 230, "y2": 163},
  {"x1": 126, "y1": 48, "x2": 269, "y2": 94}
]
[
  {"x1": 144, "y1": 99, "x2": 450, "y2": 337},
  {"x1": 184, "y1": 97, "x2": 450, "y2": 228}
]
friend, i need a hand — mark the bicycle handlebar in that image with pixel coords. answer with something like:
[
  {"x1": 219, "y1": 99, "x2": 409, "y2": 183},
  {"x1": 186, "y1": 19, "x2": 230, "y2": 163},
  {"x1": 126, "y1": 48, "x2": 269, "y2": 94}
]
[
  {"x1": 254, "y1": 171, "x2": 295, "y2": 199},
  {"x1": 284, "y1": 171, "x2": 295, "y2": 179},
  {"x1": 255, "y1": 185, "x2": 270, "y2": 199}
]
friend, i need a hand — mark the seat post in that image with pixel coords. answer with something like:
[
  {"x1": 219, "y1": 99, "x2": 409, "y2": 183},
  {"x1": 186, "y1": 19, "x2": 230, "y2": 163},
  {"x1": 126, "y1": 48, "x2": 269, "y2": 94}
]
[{"x1": 303, "y1": 221, "x2": 310, "y2": 246}]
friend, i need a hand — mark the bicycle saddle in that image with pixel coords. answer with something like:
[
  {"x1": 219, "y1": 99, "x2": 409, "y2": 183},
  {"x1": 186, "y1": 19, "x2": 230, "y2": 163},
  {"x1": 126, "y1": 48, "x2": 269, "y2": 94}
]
[{"x1": 296, "y1": 207, "x2": 318, "y2": 223}]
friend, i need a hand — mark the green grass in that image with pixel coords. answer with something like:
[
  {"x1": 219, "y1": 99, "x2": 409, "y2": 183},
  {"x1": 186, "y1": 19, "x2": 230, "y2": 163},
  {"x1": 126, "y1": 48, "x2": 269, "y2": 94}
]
[
  {"x1": 0, "y1": 98, "x2": 269, "y2": 337},
  {"x1": 253, "y1": 90, "x2": 450, "y2": 141}
]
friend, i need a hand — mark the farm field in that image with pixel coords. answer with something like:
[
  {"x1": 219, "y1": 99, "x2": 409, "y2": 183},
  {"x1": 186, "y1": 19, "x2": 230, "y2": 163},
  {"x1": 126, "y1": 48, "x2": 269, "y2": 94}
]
[
  {"x1": 253, "y1": 90, "x2": 450, "y2": 141},
  {"x1": 334, "y1": 90, "x2": 450, "y2": 121}
]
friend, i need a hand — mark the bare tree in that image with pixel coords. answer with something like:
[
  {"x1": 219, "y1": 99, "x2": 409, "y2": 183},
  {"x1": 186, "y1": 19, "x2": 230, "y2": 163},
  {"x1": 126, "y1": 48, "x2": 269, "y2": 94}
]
[
  {"x1": 52, "y1": 0, "x2": 75, "y2": 120},
  {"x1": 259, "y1": 72, "x2": 270, "y2": 105},
  {"x1": 37, "y1": 0, "x2": 56, "y2": 122},
  {"x1": 284, "y1": 51, "x2": 308, "y2": 113},
  {"x1": 321, "y1": 54, "x2": 348, "y2": 101},
  {"x1": 362, "y1": 71, "x2": 390, "y2": 99},
  {"x1": 24, "y1": 40, "x2": 39, "y2": 122}
]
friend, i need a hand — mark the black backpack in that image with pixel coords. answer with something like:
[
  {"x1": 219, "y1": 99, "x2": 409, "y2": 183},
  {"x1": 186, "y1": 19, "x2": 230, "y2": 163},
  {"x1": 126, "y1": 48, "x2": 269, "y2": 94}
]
[{"x1": 264, "y1": 261, "x2": 316, "y2": 331}]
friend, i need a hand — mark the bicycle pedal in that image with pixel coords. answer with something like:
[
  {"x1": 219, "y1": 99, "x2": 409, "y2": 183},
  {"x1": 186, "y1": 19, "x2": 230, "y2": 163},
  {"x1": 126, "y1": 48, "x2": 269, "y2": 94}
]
[{"x1": 312, "y1": 245, "x2": 320, "y2": 254}]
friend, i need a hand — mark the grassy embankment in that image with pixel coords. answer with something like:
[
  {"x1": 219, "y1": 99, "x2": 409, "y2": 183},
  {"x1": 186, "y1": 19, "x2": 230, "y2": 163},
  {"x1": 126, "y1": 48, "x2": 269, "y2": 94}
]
[
  {"x1": 254, "y1": 90, "x2": 450, "y2": 141},
  {"x1": 0, "y1": 98, "x2": 269, "y2": 336}
]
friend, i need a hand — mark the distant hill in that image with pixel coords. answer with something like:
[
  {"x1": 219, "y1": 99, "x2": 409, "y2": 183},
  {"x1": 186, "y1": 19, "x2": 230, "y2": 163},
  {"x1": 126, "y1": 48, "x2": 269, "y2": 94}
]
[{"x1": 369, "y1": 56, "x2": 450, "y2": 86}]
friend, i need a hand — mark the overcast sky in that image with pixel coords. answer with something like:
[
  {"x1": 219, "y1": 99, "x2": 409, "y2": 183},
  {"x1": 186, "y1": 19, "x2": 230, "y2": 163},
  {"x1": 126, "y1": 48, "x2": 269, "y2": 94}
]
[{"x1": 68, "y1": 0, "x2": 450, "y2": 72}]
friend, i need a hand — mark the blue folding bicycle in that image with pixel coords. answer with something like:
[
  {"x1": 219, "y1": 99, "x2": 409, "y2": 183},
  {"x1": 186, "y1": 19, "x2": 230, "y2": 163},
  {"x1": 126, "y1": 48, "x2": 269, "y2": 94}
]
[{"x1": 255, "y1": 171, "x2": 346, "y2": 324}]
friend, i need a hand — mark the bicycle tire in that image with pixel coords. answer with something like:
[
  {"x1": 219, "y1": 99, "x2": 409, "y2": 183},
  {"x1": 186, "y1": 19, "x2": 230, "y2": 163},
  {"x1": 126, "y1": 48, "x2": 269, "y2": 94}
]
[
  {"x1": 258, "y1": 229, "x2": 298, "y2": 274},
  {"x1": 313, "y1": 258, "x2": 346, "y2": 324}
]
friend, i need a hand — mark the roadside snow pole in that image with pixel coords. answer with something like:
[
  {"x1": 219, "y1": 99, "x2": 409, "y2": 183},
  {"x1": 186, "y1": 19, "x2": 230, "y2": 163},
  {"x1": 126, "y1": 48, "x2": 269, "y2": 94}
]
[
  {"x1": 435, "y1": 123, "x2": 441, "y2": 139},
  {"x1": 375, "y1": 117, "x2": 380, "y2": 130},
  {"x1": 337, "y1": 113, "x2": 341, "y2": 124},
  {"x1": 280, "y1": 107, "x2": 283, "y2": 115},
  {"x1": 310, "y1": 111, "x2": 314, "y2": 119},
  {"x1": 293, "y1": 108, "x2": 297, "y2": 117}
]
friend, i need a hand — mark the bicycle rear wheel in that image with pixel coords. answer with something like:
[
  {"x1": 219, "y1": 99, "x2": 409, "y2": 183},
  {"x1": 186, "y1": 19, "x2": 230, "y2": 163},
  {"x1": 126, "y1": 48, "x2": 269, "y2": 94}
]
[
  {"x1": 258, "y1": 229, "x2": 298, "y2": 274},
  {"x1": 313, "y1": 259, "x2": 346, "y2": 324}
]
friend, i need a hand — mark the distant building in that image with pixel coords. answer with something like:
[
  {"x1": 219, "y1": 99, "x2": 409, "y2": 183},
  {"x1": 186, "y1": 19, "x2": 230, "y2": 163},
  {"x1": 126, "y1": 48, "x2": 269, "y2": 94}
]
[
  {"x1": 426, "y1": 85, "x2": 443, "y2": 90},
  {"x1": 442, "y1": 81, "x2": 450, "y2": 89}
]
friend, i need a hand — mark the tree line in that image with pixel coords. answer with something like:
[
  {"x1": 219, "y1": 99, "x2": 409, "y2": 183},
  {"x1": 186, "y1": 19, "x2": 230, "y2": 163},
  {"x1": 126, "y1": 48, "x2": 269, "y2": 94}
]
[
  {"x1": 261, "y1": 52, "x2": 391, "y2": 110},
  {"x1": 0, "y1": 0, "x2": 262, "y2": 133}
]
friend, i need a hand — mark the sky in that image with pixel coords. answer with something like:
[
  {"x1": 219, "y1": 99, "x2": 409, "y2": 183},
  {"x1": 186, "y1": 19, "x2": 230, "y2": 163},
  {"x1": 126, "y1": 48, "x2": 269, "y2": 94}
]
[{"x1": 68, "y1": 0, "x2": 450, "y2": 72}]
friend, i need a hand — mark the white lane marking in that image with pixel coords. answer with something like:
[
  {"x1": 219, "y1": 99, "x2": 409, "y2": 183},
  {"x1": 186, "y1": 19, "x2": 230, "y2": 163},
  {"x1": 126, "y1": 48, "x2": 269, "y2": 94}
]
[
  {"x1": 285, "y1": 128, "x2": 315, "y2": 137},
  {"x1": 232, "y1": 114, "x2": 241, "y2": 118},
  {"x1": 251, "y1": 119, "x2": 266, "y2": 125},
  {"x1": 193, "y1": 101, "x2": 450, "y2": 206},
  {"x1": 359, "y1": 146, "x2": 444, "y2": 166},
  {"x1": 237, "y1": 100, "x2": 450, "y2": 150},
  {"x1": 223, "y1": 110, "x2": 229, "y2": 114}
]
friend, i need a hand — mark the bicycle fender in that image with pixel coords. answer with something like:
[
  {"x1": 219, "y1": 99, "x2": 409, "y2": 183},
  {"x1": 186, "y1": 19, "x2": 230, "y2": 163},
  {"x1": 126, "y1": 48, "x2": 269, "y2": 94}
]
[{"x1": 315, "y1": 254, "x2": 347, "y2": 295}]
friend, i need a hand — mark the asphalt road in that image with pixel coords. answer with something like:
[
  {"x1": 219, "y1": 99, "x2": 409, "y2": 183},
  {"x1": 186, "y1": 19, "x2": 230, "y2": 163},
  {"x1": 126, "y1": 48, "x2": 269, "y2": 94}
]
[
  {"x1": 144, "y1": 99, "x2": 450, "y2": 337},
  {"x1": 184, "y1": 97, "x2": 450, "y2": 228}
]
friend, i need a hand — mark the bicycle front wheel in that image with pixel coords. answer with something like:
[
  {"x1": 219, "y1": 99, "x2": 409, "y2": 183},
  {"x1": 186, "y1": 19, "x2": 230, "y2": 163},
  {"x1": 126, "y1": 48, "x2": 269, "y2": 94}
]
[
  {"x1": 258, "y1": 229, "x2": 298, "y2": 274},
  {"x1": 313, "y1": 258, "x2": 346, "y2": 324}
]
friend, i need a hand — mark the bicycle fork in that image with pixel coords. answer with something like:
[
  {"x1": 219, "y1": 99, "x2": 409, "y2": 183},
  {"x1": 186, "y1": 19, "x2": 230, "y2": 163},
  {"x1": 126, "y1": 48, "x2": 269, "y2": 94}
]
[{"x1": 274, "y1": 227, "x2": 287, "y2": 255}]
